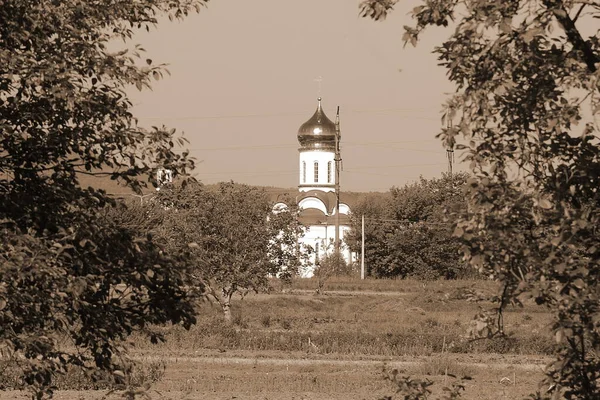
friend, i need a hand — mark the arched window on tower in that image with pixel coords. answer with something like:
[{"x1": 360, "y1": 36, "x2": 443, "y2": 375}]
[
  {"x1": 302, "y1": 161, "x2": 306, "y2": 183},
  {"x1": 327, "y1": 161, "x2": 332, "y2": 183},
  {"x1": 313, "y1": 161, "x2": 319, "y2": 183}
]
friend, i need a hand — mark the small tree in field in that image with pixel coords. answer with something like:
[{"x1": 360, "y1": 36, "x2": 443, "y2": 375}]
[
  {"x1": 0, "y1": 0, "x2": 208, "y2": 397},
  {"x1": 155, "y1": 182, "x2": 304, "y2": 322},
  {"x1": 313, "y1": 251, "x2": 352, "y2": 295},
  {"x1": 361, "y1": 0, "x2": 600, "y2": 397}
]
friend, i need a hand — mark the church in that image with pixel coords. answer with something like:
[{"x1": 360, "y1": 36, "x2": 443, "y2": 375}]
[
  {"x1": 118, "y1": 97, "x2": 355, "y2": 276},
  {"x1": 275, "y1": 98, "x2": 354, "y2": 274}
]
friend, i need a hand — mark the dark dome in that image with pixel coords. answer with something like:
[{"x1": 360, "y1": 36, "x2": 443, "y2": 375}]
[{"x1": 297, "y1": 98, "x2": 337, "y2": 150}]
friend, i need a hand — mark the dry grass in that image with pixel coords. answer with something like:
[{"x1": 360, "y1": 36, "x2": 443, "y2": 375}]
[
  {"x1": 135, "y1": 279, "x2": 554, "y2": 358},
  {"x1": 0, "y1": 279, "x2": 556, "y2": 399},
  {"x1": 0, "y1": 358, "x2": 546, "y2": 400}
]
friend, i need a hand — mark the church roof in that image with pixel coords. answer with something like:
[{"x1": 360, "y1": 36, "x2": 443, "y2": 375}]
[
  {"x1": 297, "y1": 98, "x2": 337, "y2": 150},
  {"x1": 297, "y1": 190, "x2": 337, "y2": 214},
  {"x1": 297, "y1": 206, "x2": 351, "y2": 227}
]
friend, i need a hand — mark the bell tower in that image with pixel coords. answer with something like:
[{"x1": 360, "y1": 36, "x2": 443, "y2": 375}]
[{"x1": 297, "y1": 98, "x2": 337, "y2": 193}]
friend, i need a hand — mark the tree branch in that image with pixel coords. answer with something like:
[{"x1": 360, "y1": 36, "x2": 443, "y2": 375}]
[
  {"x1": 572, "y1": 0, "x2": 600, "y2": 6},
  {"x1": 572, "y1": 4, "x2": 586, "y2": 22},
  {"x1": 545, "y1": 0, "x2": 599, "y2": 72},
  {"x1": 73, "y1": 170, "x2": 120, "y2": 176}
]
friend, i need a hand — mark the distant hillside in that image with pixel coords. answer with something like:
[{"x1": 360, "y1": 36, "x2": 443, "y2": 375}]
[
  {"x1": 77, "y1": 173, "x2": 143, "y2": 197},
  {"x1": 77, "y1": 173, "x2": 386, "y2": 208},
  {"x1": 181, "y1": 183, "x2": 385, "y2": 209}
]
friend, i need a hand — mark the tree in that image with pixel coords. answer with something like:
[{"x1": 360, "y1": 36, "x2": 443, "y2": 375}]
[
  {"x1": 0, "y1": 1, "x2": 208, "y2": 397},
  {"x1": 361, "y1": 0, "x2": 600, "y2": 397},
  {"x1": 386, "y1": 173, "x2": 469, "y2": 279},
  {"x1": 313, "y1": 250, "x2": 353, "y2": 294},
  {"x1": 347, "y1": 174, "x2": 470, "y2": 279},
  {"x1": 154, "y1": 182, "x2": 304, "y2": 322},
  {"x1": 346, "y1": 192, "x2": 394, "y2": 277}
]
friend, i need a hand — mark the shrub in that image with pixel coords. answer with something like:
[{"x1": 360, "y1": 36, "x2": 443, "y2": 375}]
[{"x1": 314, "y1": 251, "x2": 352, "y2": 294}]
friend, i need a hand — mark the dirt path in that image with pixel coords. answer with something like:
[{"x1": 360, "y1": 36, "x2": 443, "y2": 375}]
[
  {"x1": 134, "y1": 350, "x2": 551, "y2": 372},
  {"x1": 279, "y1": 289, "x2": 412, "y2": 297}
]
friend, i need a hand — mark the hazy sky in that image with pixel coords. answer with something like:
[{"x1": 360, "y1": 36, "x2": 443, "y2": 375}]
[{"x1": 130, "y1": 0, "x2": 462, "y2": 192}]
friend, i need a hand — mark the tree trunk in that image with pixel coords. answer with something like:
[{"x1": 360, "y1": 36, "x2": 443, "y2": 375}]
[
  {"x1": 316, "y1": 279, "x2": 325, "y2": 295},
  {"x1": 220, "y1": 288, "x2": 234, "y2": 323},
  {"x1": 221, "y1": 300, "x2": 232, "y2": 323}
]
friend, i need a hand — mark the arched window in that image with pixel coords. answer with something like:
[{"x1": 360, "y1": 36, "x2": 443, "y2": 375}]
[
  {"x1": 327, "y1": 161, "x2": 332, "y2": 183},
  {"x1": 314, "y1": 161, "x2": 319, "y2": 183},
  {"x1": 302, "y1": 161, "x2": 306, "y2": 183}
]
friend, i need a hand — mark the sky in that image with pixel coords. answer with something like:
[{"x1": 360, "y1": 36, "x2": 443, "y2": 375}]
[{"x1": 129, "y1": 0, "x2": 463, "y2": 192}]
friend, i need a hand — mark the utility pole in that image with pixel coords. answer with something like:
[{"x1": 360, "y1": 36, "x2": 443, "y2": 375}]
[
  {"x1": 361, "y1": 214, "x2": 365, "y2": 280},
  {"x1": 447, "y1": 146, "x2": 454, "y2": 175},
  {"x1": 334, "y1": 106, "x2": 341, "y2": 257},
  {"x1": 446, "y1": 120, "x2": 454, "y2": 176},
  {"x1": 446, "y1": 118, "x2": 454, "y2": 179}
]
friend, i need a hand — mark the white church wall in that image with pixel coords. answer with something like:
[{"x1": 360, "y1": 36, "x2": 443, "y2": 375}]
[
  {"x1": 298, "y1": 223, "x2": 354, "y2": 277},
  {"x1": 298, "y1": 150, "x2": 335, "y2": 192}
]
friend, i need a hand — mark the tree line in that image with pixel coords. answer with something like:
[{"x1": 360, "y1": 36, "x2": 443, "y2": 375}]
[{"x1": 347, "y1": 173, "x2": 472, "y2": 280}]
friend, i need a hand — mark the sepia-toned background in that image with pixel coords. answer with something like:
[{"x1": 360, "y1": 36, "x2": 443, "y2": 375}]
[{"x1": 129, "y1": 0, "x2": 459, "y2": 191}]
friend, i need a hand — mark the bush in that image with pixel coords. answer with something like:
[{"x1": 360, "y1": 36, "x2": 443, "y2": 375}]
[
  {"x1": 313, "y1": 251, "x2": 352, "y2": 294},
  {"x1": 347, "y1": 174, "x2": 472, "y2": 280}
]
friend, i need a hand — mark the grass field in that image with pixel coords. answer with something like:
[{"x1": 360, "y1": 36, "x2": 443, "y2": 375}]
[{"x1": 1, "y1": 278, "x2": 557, "y2": 399}]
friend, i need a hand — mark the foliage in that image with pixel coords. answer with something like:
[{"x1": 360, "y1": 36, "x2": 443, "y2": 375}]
[
  {"x1": 313, "y1": 251, "x2": 353, "y2": 294},
  {"x1": 0, "y1": 0, "x2": 209, "y2": 397},
  {"x1": 347, "y1": 173, "x2": 471, "y2": 279},
  {"x1": 154, "y1": 181, "x2": 305, "y2": 322},
  {"x1": 378, "y1": 367, "x2": 433, "y2": 400},
  {"x1": 269, "y1": 196, "x2": 309, "y2": 284},
  {"x1": 378, "y1": 364, "x2": 468, "y2": 400},
  {"x1": 0, "y1": 207, "x2": 198, "y2": 398},
  {"x1": 361, "y1": 0, "x2": 600, "y2": 397},
  {"x1": 0, "y1": 358, "x2": 166, "y2": 393},
  {"x1": 346, "y1": 192, "x2": 393, "y2": 277}
]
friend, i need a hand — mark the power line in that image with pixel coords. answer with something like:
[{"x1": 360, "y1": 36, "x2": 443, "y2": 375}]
[
  {"x1": 199, "y1": 170, "x2": 297, "y2": 176},
  {"x1": 350, "y1": 145, "x2": 444, "y2": 154},
  {"x1": 135, "y1": 107, "x2": 442, "y2": 122},
  {"x1": 345, "y1": 171, "x2": 426, "y2": 178},
  {"x1": 188, "y1": 144, "x2": 294, "y2": 151},
  {"x1": 137, "y1": 112, "x2": 305, "y2": 121},
  {"x1": 197, "y1": 162, "x2": 447, "y2": 178},
  {"x1": 187, "y1": 139, "x2": 443, "y2": 152},
  {"x1": 346, "y1": 162, "x2": 446, "y2": 170},
  {"x1": 362, "y1": 216, "x2": 453, "y2": 226},
  {"x1": 355, "y1": 142, "x2": 441, "y2": 148}
]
